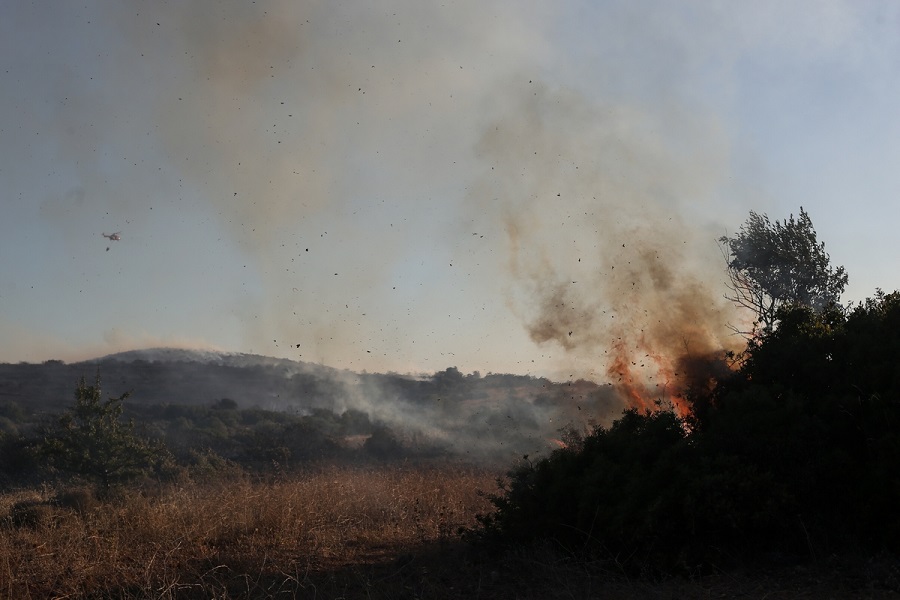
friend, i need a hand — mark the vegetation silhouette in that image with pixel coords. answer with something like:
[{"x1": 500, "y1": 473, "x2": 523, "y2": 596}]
[
  {"x1": 472, "y1": 214, "x2": 897, "y2": 574},
  {"x1": 472, "y1": 290, "x2": 900, "y2": 572},
  {"x1": 719, "y1": 207, "x2": 848, "y2": 334}
]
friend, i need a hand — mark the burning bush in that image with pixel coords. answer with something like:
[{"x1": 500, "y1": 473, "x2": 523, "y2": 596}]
[{"x1": 470, "y1": 290, "x2": 900, "y2": 571}]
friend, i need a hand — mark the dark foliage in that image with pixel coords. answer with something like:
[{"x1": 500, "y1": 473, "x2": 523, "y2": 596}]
[
  {"x1": 474, "y1": 291, "x2": 900, "y2": 571},
  {"x1": 703, "y1": 292, "x2": 900, "y2": 554},
  {"x1": 41, "y1": 374, "x2": 174, "y2": 492},
  {"x1": 363, "y1": 424, "x2": 405, "y2": 459},
  {"x1": 0, "y1": 433, "x2": 43, "y2": 487},
  {"x1": 720, "y1": 207, "x2": 848, "y2": 333},
  {"x1": 475, "y1": 410, "x2": 696, "y2": 567},
  {"x1": 0, "y1": 376, "x2": 451, "y2": 491}
]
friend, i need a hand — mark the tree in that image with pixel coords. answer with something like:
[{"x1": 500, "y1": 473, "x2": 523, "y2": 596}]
[
  {"x1": 44, "y1": 373, "x2": 166, "y2": 491},
  {"x1": 719, "y1": 207, "x2": 847, "y2": 334}
]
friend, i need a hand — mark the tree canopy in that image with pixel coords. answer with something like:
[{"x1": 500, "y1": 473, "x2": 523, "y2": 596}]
[
  {"x1": 43, "y1": 374, "x2": 167, "y2": 491},
  {"x1": 719, "y1": 207, "x2": 847, "y2": 334}
]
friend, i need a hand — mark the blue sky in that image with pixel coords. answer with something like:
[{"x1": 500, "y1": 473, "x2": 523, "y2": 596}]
[{"x1": 2, "y1": 1, "x2": 899, "y2": 380}]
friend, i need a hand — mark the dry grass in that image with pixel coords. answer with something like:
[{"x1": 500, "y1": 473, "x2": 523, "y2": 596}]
[
  {"x1": 0, "y1": 464, "x2": 497, "y2": 599},
  {"x1": 2, "y1": 465, "x2": 897, "y2": 599}
]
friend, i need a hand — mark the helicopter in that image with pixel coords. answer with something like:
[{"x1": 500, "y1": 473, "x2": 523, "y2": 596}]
[{"x1": 102, "y1": 232, "x2": 121, "y2": 241}]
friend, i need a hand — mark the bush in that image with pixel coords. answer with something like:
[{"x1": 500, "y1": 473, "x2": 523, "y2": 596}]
[
  {"x1": 472, "y1": 291, "x2": 900, "y2": 570},
  {"x1": 42, "y1": 374, "x2": 171, "y2": 494},
  {"x1": 474, "y1": 409, "x2": 701, "y2": 569},
  {"x1": 8, "y1": 500, "x2": 58, "y2": 530},
  {"x1": 0, "y1": 435, "x2": 44, "y2": 489},
  {"x1": 363, "y1": 425, "x2": 404, "y2": 459}
]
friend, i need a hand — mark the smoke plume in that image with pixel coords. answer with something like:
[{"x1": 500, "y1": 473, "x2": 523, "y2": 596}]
[
  {"x1": 10, "y1": 0, "x2": 751, "y2": 388},
  {"x1": 471, "y1": 82, "x2": 742, "y2": 411}
]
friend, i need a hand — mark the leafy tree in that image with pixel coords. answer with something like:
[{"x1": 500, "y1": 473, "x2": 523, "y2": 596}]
[
  {"x1": 719, "y1": 207, "x2": 847, "y2": 334},
  {"x1": 43, "y1": 373, "x2": 168, "y2": 491}
]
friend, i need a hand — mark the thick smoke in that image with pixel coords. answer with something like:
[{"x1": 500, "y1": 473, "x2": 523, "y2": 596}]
[
  {"x1": 470, "y1": 82, "x2": 742, "y2": 411},
  {"x1": 17, "y1": 1, "x2": 746, "y2": 392}
]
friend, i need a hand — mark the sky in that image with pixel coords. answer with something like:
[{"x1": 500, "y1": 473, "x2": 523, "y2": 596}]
[{"x1": 2, "y1": 0, "x2": 899, "y2": 381}]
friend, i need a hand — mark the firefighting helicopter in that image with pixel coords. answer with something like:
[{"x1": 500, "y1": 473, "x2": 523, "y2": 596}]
[{"x1": 102, "y1": 232, "x2": 121, "y2": 241}]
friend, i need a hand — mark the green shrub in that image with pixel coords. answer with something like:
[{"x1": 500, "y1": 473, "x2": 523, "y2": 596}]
[{"x1": 42, "y1": 374, "x2": 170, "y2": 493}]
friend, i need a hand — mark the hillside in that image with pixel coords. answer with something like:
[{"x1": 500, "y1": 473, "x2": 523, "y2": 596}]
[{"x1": 0, "y1": 348, "x2": 625, "y2": 462}]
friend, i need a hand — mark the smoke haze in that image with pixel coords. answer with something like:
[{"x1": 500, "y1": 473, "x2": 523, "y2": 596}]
[
  {"x1": 469, "y1": 82, "x2": 741, "y2": 404},
  {"x1": 4, "y1": 0, "x2": 897, "y2": 391}
]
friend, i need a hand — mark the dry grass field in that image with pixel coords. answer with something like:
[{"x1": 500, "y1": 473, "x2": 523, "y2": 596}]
[
  {"x1": 2, "y1": 463, "x2": 897, "y2": 599},
  {"x1": 1, "y1": 464, "x2": 498, "y2": 599}
]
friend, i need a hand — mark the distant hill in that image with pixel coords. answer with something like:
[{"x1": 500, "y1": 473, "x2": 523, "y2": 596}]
[
  {"x1": 0, "y1": 348, "x2": 626, "y2": 459},
  {"x1": 94, "y1": 347, "x2": 331, "y2": 372},
  {"x1": 97, "y1": 347, "x2": 250, "y2": 365},
  {"x1": 0, "y1": 349, "x2": 333, "y2": 412}
]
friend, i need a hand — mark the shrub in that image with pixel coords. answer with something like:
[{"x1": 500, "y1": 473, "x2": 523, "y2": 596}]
[
  {"x1": 363, "y1": 425, "x2": 404, "y2": 459},
  {"x1": 0, "y1": 435, "x2": 42, "y2": 487},
  {"x1": 8, "y1": 500, "x2": 57, "y2": 529},
  {"x1": 473, "y1": 291, "x2": 900, "y2": 570},
  {"x1": 474, "y1": 409, "x2": 701, "y2": 569},
  {"x1": 42, "y1": 374, "x2": 171, "y2": 494}
]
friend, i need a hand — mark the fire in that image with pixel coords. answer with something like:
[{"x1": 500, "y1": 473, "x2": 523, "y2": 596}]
[
  {"x1": 607, "y1": 340, "x2": 652, "y2": 412},
  {"x1": 606, "y1": 337, "x2": 695, "y2": 417}
]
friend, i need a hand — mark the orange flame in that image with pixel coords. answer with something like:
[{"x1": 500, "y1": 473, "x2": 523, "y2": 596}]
[{"x1": 606, "y1": 337, "x2": 694, "y2": 417}]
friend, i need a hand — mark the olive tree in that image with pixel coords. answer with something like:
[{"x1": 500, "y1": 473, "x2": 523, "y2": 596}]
[{"x1": 719, "y1": 207, "x2": 847, "y2": 334}]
